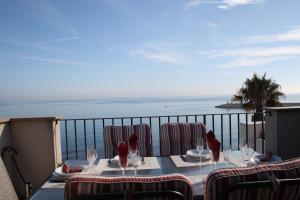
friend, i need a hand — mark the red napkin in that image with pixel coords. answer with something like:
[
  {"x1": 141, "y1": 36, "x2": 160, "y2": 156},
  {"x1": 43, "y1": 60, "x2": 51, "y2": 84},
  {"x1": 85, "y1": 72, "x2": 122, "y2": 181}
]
[
  {"x1": 260, "y1": 151, "x2": 273, "y2": 162},
  {"x1": 129, "y1": 133, "x2": 139, "y2": 151},
  {"x1": 206, "y1": 131, "x2": 220, "y2": 161},
  {"x1": 118, "y1": 142, "x2": 128, "y2": 167},
  {"x1": 118, "y1": 142, "x2": 129, "y2": 157},
  {"x1": 62, "y1": 163, "x2": 82, "y2": 173}
]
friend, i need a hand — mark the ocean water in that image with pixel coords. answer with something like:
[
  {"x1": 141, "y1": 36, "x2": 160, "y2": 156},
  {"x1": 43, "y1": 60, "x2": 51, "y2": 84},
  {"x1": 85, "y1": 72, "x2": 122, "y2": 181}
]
[
  {"x1": 1, "y1": 94, "x2": 299, "y2": 159},
  {"x1": 0, "y1": 96, "x2": 239, "y2": 118}
]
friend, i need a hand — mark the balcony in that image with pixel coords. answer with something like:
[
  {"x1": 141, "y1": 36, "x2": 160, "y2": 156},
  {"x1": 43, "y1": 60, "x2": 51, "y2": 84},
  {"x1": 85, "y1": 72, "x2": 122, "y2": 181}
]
[{"x1": 1, "y1": 107, "x2": 300, "y2": 199}]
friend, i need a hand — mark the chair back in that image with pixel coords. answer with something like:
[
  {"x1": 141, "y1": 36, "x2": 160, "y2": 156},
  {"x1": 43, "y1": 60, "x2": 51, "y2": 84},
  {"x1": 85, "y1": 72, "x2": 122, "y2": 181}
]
[
  {"x1": 159, "y1": 123, "x2": 207, "y2": 156},
  {"x1": 205, "y1": 158, "x2": 300, "y2": 200},
  {"x1": 0, "y1": 156, "x2": 18, "y2": 200},
  {"x1": 64, "y1": 174, "x2": 193, "y2": 200},
  {"x1": 103, "y1": 123, "x2": 152, "y2": 158}
]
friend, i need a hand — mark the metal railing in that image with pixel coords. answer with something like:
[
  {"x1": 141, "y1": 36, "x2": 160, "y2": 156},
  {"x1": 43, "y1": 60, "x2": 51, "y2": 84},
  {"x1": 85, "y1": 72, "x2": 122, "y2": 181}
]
[{"x1": 57, "y1": 112, "x2": 266, "y2": 161}]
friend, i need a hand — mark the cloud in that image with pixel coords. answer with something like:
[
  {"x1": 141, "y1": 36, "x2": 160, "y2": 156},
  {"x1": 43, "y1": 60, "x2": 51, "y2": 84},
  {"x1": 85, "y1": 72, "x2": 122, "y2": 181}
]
[
  {"x1": 218, "y1": 0, "x2": 264, "y2": 9},
  {"x1": 129, "y1": 42, "x2": 186, "y2": 63},
  {"x1": 185, "y1": 0, "x2": 203, "y2": 10},
  {"x1": 247, "y1": 27, "x2": 300, "y2": 43},
  {"x1": 202, "y1": 46, "x2": 300, "y2": 58},
  {"x1": 20, "y1": 56, "x2": 87, "y2": 66},
  {"x1": 219, "y1": 56, "x2": 292, "y2": 68},
  {"x1": 130, "y1": 49, "x2": 184, "y2": 63},
  {"x1": 225, "y1": 27, "x2": 300, "y2": 46},
  {"x1": 36, "y1": 36, "x2": 80, "y2": 45},
  {"x1": 0, "y1": 39, "x2": 70, "y2": 54},
  {"x1": 198, "y1": 45, "x2": 300, "y2": 68},
  {"x1": 199, "y1": 26, "x2": 300, "y2": 68},
  {"x1": 184, "y1": 0, "x2": 265, "y2": 10}
]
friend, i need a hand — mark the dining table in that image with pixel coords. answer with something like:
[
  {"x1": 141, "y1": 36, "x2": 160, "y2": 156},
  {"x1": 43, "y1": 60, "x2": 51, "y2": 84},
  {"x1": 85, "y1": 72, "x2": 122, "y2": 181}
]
[{"x1": 29, "y1": 151, "x2": 273, "y2": 200}]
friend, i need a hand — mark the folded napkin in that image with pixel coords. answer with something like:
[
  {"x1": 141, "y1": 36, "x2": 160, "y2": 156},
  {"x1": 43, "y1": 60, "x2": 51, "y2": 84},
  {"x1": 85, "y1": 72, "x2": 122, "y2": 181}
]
[
  {"x1": 118, "y1": 141, "x2": 129, "y2": 157},
  {"x1": 129, "y1": 133, "x2": 139, "y2": 151},
  {"x1": 118, "y1": 142, "x2": 129, "y2": 167},
  {"x1": 206, "y1": 131, "x2": 220, "y2": 161},
  {"x1": 62, "y1": 163, "x2": 83, "y2": 173}
]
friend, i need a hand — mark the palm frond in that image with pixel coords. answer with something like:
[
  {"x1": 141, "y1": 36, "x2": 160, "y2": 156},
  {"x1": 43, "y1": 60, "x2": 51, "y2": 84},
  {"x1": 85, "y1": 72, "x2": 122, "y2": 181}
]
[{"x1": 233, "y1": 73, "x2": 285, "y2": 113}]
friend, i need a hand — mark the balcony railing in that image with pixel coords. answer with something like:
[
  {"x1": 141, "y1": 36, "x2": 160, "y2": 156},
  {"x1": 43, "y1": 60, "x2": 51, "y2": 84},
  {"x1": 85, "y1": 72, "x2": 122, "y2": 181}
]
[{"x1": 57, "y1": 112, "x2": 266, "y2": 161}]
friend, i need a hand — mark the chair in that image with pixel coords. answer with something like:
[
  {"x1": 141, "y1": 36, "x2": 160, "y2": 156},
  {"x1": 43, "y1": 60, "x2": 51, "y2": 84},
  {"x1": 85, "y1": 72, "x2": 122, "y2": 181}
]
[
  {"x1": 159, "y1": 123, "x2": 207, "y2": 156},
  {"x1": 0, "y1": 156, "x2": 18, "y2": 200},
  {"x1": 103, "y1": 123, "x2": 152, "y2": 158},
  {"x1": 64, "y1": 174, "x2": 194, "y2": 200},
  {"x1": 204, "y1": 157, "x2": 300, "y2": 200}
]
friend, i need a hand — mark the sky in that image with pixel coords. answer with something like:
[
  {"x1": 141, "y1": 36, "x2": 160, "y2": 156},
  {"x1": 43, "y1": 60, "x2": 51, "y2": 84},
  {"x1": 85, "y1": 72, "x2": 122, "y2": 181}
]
[{"x1": 1, "y1": 0, "x2": 300, "y2": 102}]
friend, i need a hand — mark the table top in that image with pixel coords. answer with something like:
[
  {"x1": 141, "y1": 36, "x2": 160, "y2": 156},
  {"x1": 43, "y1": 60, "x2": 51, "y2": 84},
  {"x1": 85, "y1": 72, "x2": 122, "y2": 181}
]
[{"x1": 29, "y1": 151, "x2": 259, "y2": 200}]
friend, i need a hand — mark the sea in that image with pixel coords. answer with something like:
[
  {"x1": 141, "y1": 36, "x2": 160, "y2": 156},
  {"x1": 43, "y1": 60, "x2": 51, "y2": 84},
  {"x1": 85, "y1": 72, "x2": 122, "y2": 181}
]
[{"x1": 1, "y1": 94, "x2": 299, "y2": 159}]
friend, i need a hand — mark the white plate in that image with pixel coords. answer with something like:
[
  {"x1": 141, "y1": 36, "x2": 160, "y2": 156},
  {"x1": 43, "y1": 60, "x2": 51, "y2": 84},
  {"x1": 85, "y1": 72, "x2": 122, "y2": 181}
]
[
  {"x1": 52, "y1": 165, "x2": 84, "y2": 178},
  {"x1": 186, "y1": 149, "x2": 210, "y2": 158},
  {"x1": 110, "y1": 155, "x2": 140, "y2": 167}
]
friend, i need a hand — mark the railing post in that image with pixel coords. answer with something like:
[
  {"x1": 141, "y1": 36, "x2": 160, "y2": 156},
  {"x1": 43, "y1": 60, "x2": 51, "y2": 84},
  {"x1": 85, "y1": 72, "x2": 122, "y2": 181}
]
[
  {"x1": 245, "y1": 114, "x2": 248, "y2": 144},
  {"x1": 212, "y1": 115, "x2": 215, "y2": 133},
  {"x1": 74, "y1": 120, "x2": 78, "y2": 159},
  {"x1": 93, "y1": 119, "x2": 96, "y2": 149},
  {"x1": 221, "y1": 114, "x2": 224, "y2": 150},
  {"x1": 237, "y1": 114, "x2": 240, "y2": 150},
  {"x1": 64, "y1": 120, "x2": 69, "y2": 160},
  {"x1": 254, "y1": 119, "x2": 256, "y2": 150},
  {"x1": 229, "y1": 114, "x2": 232, "y2": 147},
  {"x1": 83, "y1": 119, "x2": 87, "y2": 159}
]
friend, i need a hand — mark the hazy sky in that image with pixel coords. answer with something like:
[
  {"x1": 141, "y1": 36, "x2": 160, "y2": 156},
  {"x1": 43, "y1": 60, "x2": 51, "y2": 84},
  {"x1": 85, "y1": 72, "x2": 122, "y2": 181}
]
[{"x1": 1, "y1": 0, "x2": 300, "y2": 102}]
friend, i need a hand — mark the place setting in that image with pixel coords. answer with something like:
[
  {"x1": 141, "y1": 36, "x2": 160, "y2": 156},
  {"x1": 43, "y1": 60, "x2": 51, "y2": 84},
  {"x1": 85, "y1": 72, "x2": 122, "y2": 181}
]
[
  {"x1": 172, "y1": 131, "x2": 225, "y2": 168},
  {"x1": 97, "y1": 133, "x2": 161, "y2": 173},
  {"x1": 51, "y1": 148, "x2": 98, "y2": 181}
]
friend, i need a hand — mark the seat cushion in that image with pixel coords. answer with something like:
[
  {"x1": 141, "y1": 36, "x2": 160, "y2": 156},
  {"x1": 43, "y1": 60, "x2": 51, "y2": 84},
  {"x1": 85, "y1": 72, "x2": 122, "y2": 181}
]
[
  {"x1": 204, "y1": 158, "x2": 300, "y2": 200},
  {"x1": 103, "y1": 123, "x2": 152, "y2": 158},
  {"x1": 64, "y1": 174, "x2": 194, "y2": 200},
  {"x1": 0, "y1": 157, "x2": 18, "y2": 200},
  {"x1": 159, "y1": 123, "x2": 207, "y2": 156}
]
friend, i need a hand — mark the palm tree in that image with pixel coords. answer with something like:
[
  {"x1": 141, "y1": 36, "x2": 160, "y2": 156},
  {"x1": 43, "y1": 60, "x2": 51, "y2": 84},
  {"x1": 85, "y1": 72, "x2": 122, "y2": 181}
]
[{"x1": 232, "y1": 73, "x2": 285, "y2": 120}]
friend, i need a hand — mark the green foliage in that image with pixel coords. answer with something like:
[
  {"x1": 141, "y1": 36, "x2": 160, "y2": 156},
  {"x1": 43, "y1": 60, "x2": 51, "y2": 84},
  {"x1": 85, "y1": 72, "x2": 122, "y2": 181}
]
[{"x1": 232, "y1": 73, "x2": 285, "y2": 113}]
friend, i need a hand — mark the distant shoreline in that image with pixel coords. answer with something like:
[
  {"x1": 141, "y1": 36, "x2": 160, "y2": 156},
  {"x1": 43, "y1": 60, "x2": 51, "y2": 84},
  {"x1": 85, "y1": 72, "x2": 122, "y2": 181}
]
[{"x1": 215, "y1": 102, "x2": 300, "y2": 109}]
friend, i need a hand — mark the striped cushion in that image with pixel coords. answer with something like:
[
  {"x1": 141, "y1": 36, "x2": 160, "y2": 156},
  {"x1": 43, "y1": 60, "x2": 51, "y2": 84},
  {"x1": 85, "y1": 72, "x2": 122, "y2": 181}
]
[
  {"x1": 103, "y1": 123, "x2": 152, "y2": 158},
  {"x1": 159, "y1": 123, "x2": 207, "y2": 156},
  {"x1": 64, "y1": 174, "x2": 194, "y2": 200},
  {"x1": 205, "y1": 158, "x2": 300, "y2": 200}
]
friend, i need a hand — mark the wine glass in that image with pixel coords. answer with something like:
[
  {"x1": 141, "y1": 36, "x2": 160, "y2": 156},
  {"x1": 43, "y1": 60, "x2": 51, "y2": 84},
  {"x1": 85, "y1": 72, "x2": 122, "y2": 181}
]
[
  {"x1": 223, "y1": 145, "x2": 232, "y2": 167},
  {"x1": 87, "y1": 148, "x2": 98, "y2": 169},
  {"x1": 209, "y1": 150, "x2": 216, "y2": 170},
  {"x1": 239, "y1": 138, "x2": 248, "y2": 161},
  {"x1": 245, "y1": 143, "x2": 254, "y2": 162},
  {"x1": 212, "y1": 149, "x2": 220, "y2": 170},
  {"x1": 129, "y1": 146, "x2": 138, "y2": 160},
  {"x1": 119, "y1": 155, "x2": 128, "y2": 176},
  {"x1": 131, "y1": 150, "x2": 140, "y2": 176},
  {"x1": 196, "y1": 137, "x2": 204, "y2": 155}
]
